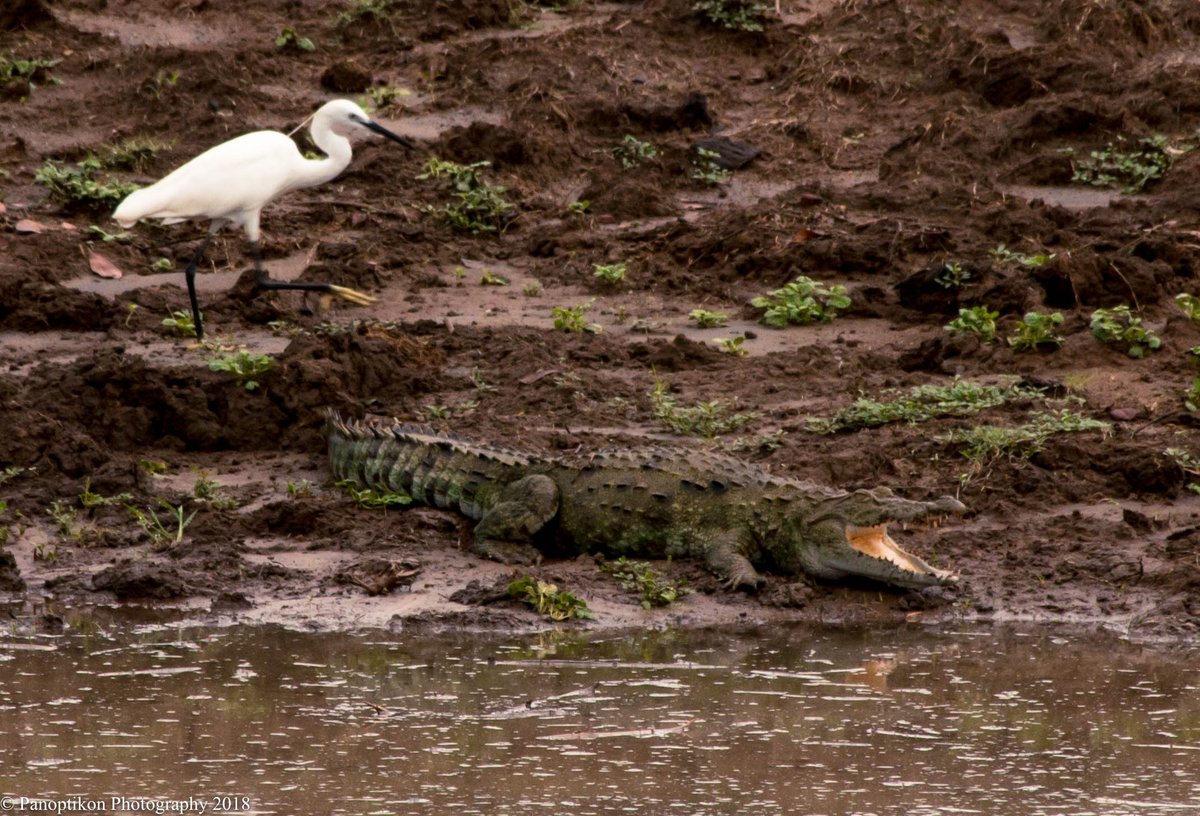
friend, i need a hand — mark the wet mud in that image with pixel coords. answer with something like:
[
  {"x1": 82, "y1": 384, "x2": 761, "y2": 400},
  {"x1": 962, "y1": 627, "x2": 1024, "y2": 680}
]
[{"x1": 1, "y1": 0, "x2": 1199, "y2": 639}]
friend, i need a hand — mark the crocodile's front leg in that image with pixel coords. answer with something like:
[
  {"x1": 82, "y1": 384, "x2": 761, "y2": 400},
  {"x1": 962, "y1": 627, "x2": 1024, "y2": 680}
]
[
  {"x1": 470, "y1": 475, "x2": 560, "y2": 565},
  {"x1": 702, "y1": 529, "x2": 765, "y2": 591}
]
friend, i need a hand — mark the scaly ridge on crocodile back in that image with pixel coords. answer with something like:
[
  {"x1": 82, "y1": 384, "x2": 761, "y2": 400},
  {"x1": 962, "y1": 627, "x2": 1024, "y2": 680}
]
[{"x1": 326, "y1": 410, "x2": 964, "y2": 590}]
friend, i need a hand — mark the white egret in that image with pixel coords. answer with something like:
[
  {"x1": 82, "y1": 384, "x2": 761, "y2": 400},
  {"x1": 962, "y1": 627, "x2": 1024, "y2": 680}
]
[{"x1": 113, "y1": 98, "x2": 414, "y2": 340}]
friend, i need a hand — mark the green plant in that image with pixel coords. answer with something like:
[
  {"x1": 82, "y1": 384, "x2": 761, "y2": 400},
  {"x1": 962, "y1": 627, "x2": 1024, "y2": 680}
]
[
  {"x1": 1164, "y1": 448, "x2": 1200, "y2": 493},
  {"x1": 0, "y1": 466, "x2": 31, "y2": 488},
  {"x1": 100, "y1": 137, "x2": 170, "y2": 171},
  {"x1": 1175, "y1": 293, "x2": 1200, "y2": 322},
  {"x1": 479, "y1": 269, "x2": 509, "y2": 286},
  {"x1": 508, "y1": 576, "x2": 594, "y2": 621},
  {"x1": 162, "y1": 310, "x2": 198, "y2": 338},
  {"x1": 470, "y1": 367, "x2": 498, "y2": 393},
  {"x1": 192, "y1": 470, "x2": 237, "y2": 509},
  {"x1": 991, "y1": 245, "x2": 1054, "y2": 269},
  {"x1": 566, "y1": 200, "x2": 590, "y2": 216},
  {"x1": 151, "y1": 257, "x2": 173, "y2": 272},
  {"x1": 128, "y1": 499, "x2": 197, "y2": 548},
  {"x1": 714, "y1": 336, "x2": 748, "y2": 356},
  {"x1": 945, "y1": 305, "x2": 998, "y2": 343},
  {"x1": 552, "y1": 302, "x2": 600, "y2": 333},
  {"x1": 724, "y1": 429, "x2": 786, "y2": 452},
  {"x1": 80, "y1": 480, "x2": 132, "y2": 510},
  {"x1": 553, "y1": 370, "x2": 584, "y2": 397},
  {"x1": 360, "y1": 85, "x2": 407, "y2": 110},
  {"x1": 268, "y1": 320, "x2": 305, "y2": 337},
  {"x1": 147, "y1": 69, "x2": 181, "y2": 99},
  {"x1": 1090, "y1": 306, "x2": 1161, "y2": 358},
  {"x1": 593, "y1": 262, "x2": 626, "y2": 285},
  {"x1": 691, "y1": 147, "x2": 730, "y2": 185},
  {"x1": 1185, "y1": 379, "x2": 1200, "y2": 413},
  {"x1": 1068, "y1": 135, "x2": 1180, "y2": 194},
  {"x1": 752, "y1": 276, "x2": 851, "y2": 327},
  {"x1": 336, "y1": 0, "x2": 396, "y2": 26},
  {"x1": 522, "y1": 281, "x2": 543, "y2": 297},
  {"x1": 47, "y1": 500, "x2": 80, "y2": 539},
  {"x1": 0, "y1": 55, "x2": 58, "y2": 90},
  {"x1": 336, "y1": 480, "x2": 412, "y2": 509},
  {"x1": 693, "y1": 0, "x2": 767, "y2": 31},
  {"x1": 1008, "y1": 312, "x2": 1065, "y2": 352},
  {"x1": 287, "y1": 480, "x2": 314, "y2": 499},
  {"x1": 207, "y1": 351, "x2": 274, "y2": 390},
  {"x1": 613, "y1": 135, "x2": 657, "y2": 168},
  {"x1": 600, "y1": 557, "x2": 690, "y2": 608},
  {"x1": 417, "y1": 158, "x2": 513, "y2": 234},
  {"x1": 86, "y1": 226, "x2": 132, "y2": 243},
  {"x1": 689, "y1": 308, "x2": 728, "y2": 328},
  {"x1": 275, "y1": 27, "x2": 316, "y2": 52},
  {"x1": 34, "y1": 157, "x2": 140, "y2": 209},
  {"x1": 934, "y1": 262, "x2": 971, "y2": 289},
  {"x1": 138, "y1": 459, "x2": 169, "y2": 476},
  {"x1": 938, "y1": 410, "x2": 1109, "y2": 464},
  {"x1": 650, "y1": 380, "x2": 758, "y2": 438},
  {"x1": 807, "y1": 379, "x2": 1043, "y2": 434}
]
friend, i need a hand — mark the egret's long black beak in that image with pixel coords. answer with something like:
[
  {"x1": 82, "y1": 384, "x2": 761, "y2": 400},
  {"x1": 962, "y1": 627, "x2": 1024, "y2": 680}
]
[{"x1": 360, "y1": 118, "x2": 416, "y2": 149}]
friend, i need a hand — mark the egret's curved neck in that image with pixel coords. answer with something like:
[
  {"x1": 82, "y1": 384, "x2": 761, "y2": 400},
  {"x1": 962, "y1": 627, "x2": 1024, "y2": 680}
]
[{"x1": 294, "y1": 117, "x2": 353, "y2": 189}]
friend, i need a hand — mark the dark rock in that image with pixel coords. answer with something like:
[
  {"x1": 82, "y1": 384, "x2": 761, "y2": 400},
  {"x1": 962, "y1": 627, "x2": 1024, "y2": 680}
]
[
  {"x1": 692, "y1": 136, "x2": 759, "y2": 170},
  {"x1": 92, "y1": 560, "x2": 188, "y2": 600},
  {"x1": 321, "y1": 60, "x2": 373, "y2": 93},
  {"x1": 0, "y1": 548, "x2": 24, "y2": 591}
]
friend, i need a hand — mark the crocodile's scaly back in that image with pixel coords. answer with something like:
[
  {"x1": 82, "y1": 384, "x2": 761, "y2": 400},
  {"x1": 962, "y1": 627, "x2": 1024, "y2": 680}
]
[
  {"x1": 327, "y1": 411, "x2": 543, "y2": 520},
  {"x1": 326, "y1": 411, "x2": 963, "y2": 589}
]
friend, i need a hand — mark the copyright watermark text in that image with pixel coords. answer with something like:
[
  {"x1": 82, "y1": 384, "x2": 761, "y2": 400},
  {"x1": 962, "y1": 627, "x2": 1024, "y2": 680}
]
[{"x1": 1, "y1": 797, "x2": 250, "y2": 814}]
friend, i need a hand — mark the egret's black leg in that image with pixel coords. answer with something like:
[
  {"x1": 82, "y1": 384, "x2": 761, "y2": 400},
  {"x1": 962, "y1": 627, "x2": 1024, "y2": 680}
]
[
  {"x1": 183, "y1": 232, "x2": 215, "y2": 342},
  {"x1": 252, "y1": 239, "x2": 325, "y2": 294},
  {"x1": 250, "y1": 239, "x2": 377, "y2": 306}
]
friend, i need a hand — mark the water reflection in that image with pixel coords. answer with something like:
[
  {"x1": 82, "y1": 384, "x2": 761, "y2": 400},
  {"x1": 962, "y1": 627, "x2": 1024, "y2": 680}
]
[{"x1": 1, "y1": 621, "x2": 1197, "y2": 815}]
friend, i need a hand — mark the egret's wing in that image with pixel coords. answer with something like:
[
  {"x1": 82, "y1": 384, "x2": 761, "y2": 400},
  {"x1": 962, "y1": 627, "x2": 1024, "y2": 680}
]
[{"x1": 113, "y1": 131, "x2": 299, "y2": 226}]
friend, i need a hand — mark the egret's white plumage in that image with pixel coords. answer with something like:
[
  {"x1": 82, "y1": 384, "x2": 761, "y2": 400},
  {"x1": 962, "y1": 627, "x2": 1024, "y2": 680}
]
[{"x1": 113, "y1": 98, "x2": 414, "y2": 340}]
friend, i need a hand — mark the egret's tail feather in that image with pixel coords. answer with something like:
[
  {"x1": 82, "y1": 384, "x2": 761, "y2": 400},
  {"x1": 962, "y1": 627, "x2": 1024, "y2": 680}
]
[{"x1": 112, "y1": 186, "x2": 167, "y2": 228}]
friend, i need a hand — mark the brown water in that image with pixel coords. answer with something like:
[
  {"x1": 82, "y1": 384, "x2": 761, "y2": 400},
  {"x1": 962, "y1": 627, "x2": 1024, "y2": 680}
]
[{"x1": 1, "y1": 619, "x2": 1197, "y2": 815}]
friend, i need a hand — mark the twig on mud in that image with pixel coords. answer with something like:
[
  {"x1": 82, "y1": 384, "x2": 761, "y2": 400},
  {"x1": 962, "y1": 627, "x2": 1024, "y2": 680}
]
[
  {"x1": 1107, "y1": 262, "x2": 1141, "y2": 312},
  {"x1": 1128, "y1": 411, "x2": 1190, "y2": 438}
]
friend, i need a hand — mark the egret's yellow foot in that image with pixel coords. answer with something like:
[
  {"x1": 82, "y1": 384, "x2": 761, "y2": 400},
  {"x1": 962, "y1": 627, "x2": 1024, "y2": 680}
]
[{"x1": 328, "y1": 284, "x2": 378, "y2": 306}]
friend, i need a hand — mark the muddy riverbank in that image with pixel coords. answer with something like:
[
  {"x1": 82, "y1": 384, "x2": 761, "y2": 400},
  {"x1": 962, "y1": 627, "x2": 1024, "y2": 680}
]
[{"x1": 1, "y1": 0, "x2": 1198, "y2": 639}]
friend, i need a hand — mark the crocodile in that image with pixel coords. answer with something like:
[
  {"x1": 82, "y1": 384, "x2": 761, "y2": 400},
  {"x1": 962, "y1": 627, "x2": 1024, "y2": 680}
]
[{"x1": 326, "y1": 411, "x2": 963, "y2": 590}]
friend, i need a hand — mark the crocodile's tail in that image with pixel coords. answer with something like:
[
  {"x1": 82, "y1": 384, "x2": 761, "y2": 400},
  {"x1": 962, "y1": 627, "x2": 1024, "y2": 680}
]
[{"x1": 325, "y1": 409, "x2": 536, "y2": 519}]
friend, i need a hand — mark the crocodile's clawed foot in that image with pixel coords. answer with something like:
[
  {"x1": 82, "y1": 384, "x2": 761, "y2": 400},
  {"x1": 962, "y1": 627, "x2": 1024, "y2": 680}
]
[
  {"x1": 473, "y1": 538, "x2": 542, "y2": 566},
  {"x1": 724, "y1": 570, "x2": 766, "y2": 593},
  {"x1": 327, "y1": 284, "x2": 378, "y2": 306}
]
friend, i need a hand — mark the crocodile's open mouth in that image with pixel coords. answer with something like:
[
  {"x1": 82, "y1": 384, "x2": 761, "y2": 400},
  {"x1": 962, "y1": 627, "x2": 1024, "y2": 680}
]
[{"x1": 845, "y1": 523, "x2": 958, "y2": 582}]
